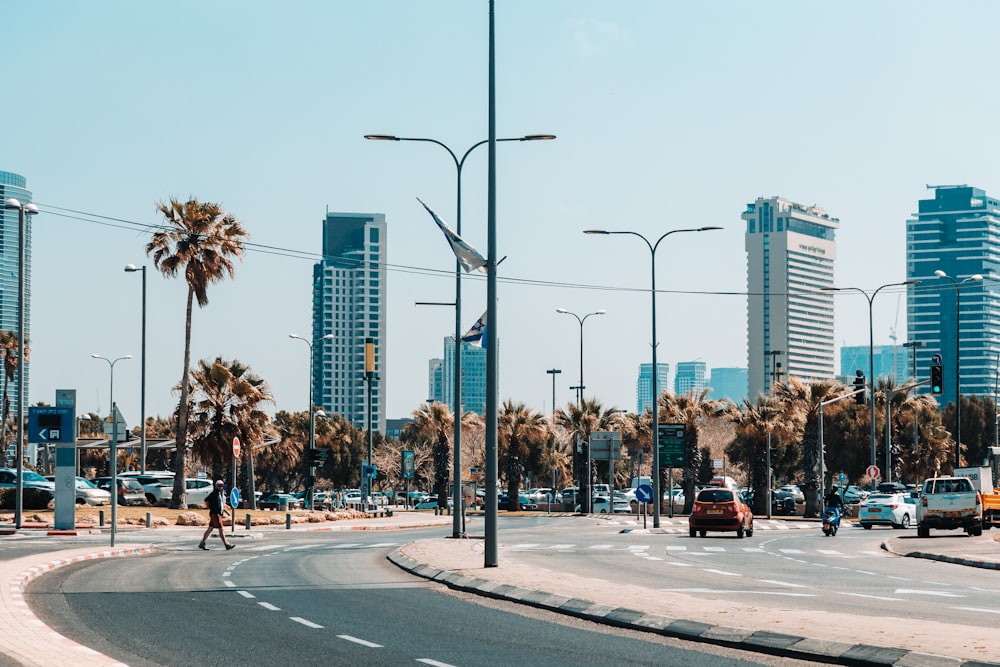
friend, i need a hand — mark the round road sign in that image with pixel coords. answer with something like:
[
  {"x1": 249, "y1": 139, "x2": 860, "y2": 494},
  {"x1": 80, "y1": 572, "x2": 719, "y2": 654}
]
[
  {"x1": 232, "y1": 437, "x2": 241, "y2": 458},
  {"x1": 635, "y1": 484, "x2": 654, "y2": 503},
  {"x1": 229, "y1": 488, "x2": 240, "y2": 508},
  {"x1": 866, "y1": 464, "x2": 880, "y2": 480}
]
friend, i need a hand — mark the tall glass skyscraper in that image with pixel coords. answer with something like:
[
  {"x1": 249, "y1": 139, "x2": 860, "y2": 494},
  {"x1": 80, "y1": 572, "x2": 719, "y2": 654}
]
[
  {"x1": 0, "y1": 171, "x2": 32, "y2": 413},
  {"x1": 744, "y1": 196, "x2": 838, "y2": 397},
  {"x1": 839, "y1": 344, "x2": 908, "y2": 384},
  {"x1": 636, "y1": 362, "x2": 669, "y2": 414},
  {"x1": 311, "y1": 212, "x2": 386, "y2": 433},
  {"x1": 906, "y1": 185, "x2": 1000, "y2": 406},
  {"x1": 707, "y1": 367, "x2": 747, "y2": 405},
  {"x1": 427, "y1": 338, "x2": 488, "y2": 416},
  {"x1": 674, "y1": 361, "x2": 707, "y2": 396}
]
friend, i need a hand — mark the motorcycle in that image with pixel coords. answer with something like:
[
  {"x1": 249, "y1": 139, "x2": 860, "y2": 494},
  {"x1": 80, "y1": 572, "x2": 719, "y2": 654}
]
[{"x1": 822, "y1": 506, "x2": 841, "y2": 536}]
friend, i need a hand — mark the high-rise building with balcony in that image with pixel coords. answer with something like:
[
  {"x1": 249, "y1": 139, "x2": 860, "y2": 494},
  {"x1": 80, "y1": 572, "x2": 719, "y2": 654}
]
[
  {"x1": 311, "y1": 211, "x2": 386, "y2": 433},
  {"x1": 906, "y1": 185, "x2": 1000, "y2": 406},
  {"x1": 0, "y1": 170, "x2": 32, "y2": 412},
  {"x1": 744, "y1": 196, "x2": 838, "y2": 397}
]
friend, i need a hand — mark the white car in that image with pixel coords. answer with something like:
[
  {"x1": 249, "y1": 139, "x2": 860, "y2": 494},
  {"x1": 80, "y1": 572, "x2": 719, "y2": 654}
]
[
  {"x1": 775, "y1": 485, "x2": 805, "y2": 503},
  {"x1": 859, "y1": 492, "x2": 916, "y2": 529},
  {"x1": 576, "y1": 495, "x2": 632, "y2": 514}
]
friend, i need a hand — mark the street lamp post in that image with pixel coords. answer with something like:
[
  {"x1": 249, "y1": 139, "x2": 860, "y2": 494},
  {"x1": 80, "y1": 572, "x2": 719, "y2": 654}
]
[
  {"x1": 289, "y1": 333, "x2": 334, "y2": 510},
  {"x1": 4, "y1": 198, "x2": 37, "y2": 529},
  {"x1": 124, "y1": 264, "x2": 147, "y2": 473},
  {"x1": 365, "y1": 132, "x2": 554, "y2": 538},
  {"x1": 556, "y1": 308, "x2": 605, "y2": 513},
  {"x1": 91, "y1": 354, "x2": 132, "y2": 430},
  {"x1": 546, "y1": 369, "x2": 561, "y2": 418},
  {"x1": 822, "y1": 281, "x2": 918, "y2": 478},
  {"x1": 765, "y1": 350, "x2": 783, "y2": 394},
  {"x1": 585, "y1": 226, "x2": 722, "y2": 528},
  {"x1": 934, "y1": 270, "x2": 983, "y2": 467}
]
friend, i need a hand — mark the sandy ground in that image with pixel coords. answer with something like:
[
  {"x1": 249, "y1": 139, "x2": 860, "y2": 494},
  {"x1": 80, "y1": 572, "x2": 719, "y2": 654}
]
[{"x1": 400, "y1": 537, "x2": 1000, "y2": 663}]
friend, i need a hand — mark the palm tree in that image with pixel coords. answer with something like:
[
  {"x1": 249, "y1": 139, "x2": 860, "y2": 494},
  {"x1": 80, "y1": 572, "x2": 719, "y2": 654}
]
[
  {"x1": 725, "y1": 394, "x2": 802, "y2": 515},
  {"x1": 147, "y1": 197, "x2": 248, "y2": 508},
  {"x1": 659, "y1": 389, "x2": 726, "y2": 513},
  {"x1": 498, "y1": 400, "x2": 550, "y2": 510},
  {"x1": 553, "y1": 398, "x2": 621, "y2": 510},
  {"x1": 773, "y1": 378, "x2": 842, "y2": 517},
  {"x1": 0, "y1": 331, "x2": 28, "y2": 451},
  {"x1": 186, "y1": 357, "x2": 273, "y2": 480},
  {"x1": 618, "y1": 411, "x2": 650, "y2": 486},
  {"x1": 402, "y1": 402, "x2": 453, "y2": 508}
]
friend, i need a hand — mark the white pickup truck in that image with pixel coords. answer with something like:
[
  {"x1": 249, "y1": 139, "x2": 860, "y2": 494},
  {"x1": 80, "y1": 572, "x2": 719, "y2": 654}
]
[{"x1": 916, "y1": 476, "x2": 983, "y2": 538}]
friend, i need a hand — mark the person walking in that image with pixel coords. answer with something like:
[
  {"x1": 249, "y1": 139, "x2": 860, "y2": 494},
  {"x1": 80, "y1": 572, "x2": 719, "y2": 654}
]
[{"x1": 199, "y1": 480, "x2": 234, "y2": 551}]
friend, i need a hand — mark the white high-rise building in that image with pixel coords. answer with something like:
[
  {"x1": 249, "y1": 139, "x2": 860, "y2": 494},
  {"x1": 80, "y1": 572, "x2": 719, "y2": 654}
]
[
  {"x1": 311, "y1": 211, "x2": 387, "y2": 433},
  {"x1": 744, "y1": 196, "x2": 838, "y2": 397}
]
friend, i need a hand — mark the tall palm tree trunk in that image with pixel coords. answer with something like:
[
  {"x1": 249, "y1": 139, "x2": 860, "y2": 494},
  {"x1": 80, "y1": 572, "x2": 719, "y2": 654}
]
[{"x1": 170, "y1": 287, "x2": 195, "y2": 509}]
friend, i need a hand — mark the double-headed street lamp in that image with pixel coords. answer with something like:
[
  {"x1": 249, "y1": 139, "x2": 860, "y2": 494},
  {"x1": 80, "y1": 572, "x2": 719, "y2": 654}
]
[
  {"x1": 934, "y1": 270, "x2": 983, "y2": 467},
  {"x1": 365, "y1": 131, "x2": 554, "y2": 538},
  {"x1": 4, "y1": 198, "x2": 37, "y2": 529},
  {"x1": 556, "y1": 308, "x2": 605, "y2": 513},
  {"x1": 585, "y1": 226, "x2": 722, "y2": 528},
  {"x1": 124, "y1": 264, "x2": 147, "y2": 472},
  {"x1": 289, "y1": 333, "x2": 334, "y2": 510},
  {"x1": 822, "y1": 280, "x2": 918, "y2": 477},
  {"x1": 91, "y1": 353, "x2": 132, "y2": 465}
]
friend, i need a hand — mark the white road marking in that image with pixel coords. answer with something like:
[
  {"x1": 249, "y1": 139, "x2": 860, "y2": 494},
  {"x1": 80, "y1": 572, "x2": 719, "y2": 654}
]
[
  {"x1": 702, "y1": 568, "x2": 740, "y2": 577},
  {"x1": 643, "y1": 556, "x2": 663, "y2": 561},
  {"x1": 895, "y1": 589, "x2": 965, "y2": 598},
  {"x1": 665, "y1": 546, "x2": 687, "y2": 551},
  {"x1": 287, "y1": 544, "x2": 324, "y2": 550},
  {"x1": 816, "y1": 549, "x2": 843, "y2": 555},
  {"x1": 417, "y1": 659, "x2": 459, "y2": 667},
  {"x1": 953, "y1": 606, "x2": 1000, "y2": 614},
  {"x1": 742, "y1": 547, "x2": 765, "y2": 552},
  {"x1": 245, "y1": 544, "x2": 285, "y2": 551},
  {"x1": 258, "y1": 602, "x2": 281, "y2": 611},
  {"x1": 627, "y1": 545, "x2": 650, "y2": 551},
  {"x1": 223, "y1": 581, "x2": 235, "y2": 588},
  {"x1": 665, "y1": 562, "x2": 693, "y2": 567},
  {"x1": 758, "y1": 579, "x2": 808, "y2": 588},
  {"x1": 291, "y1": 617, "x2": 324, "y2": 629},
  {"x1": 237, "y1": 591, "x2": 255, "y2": 599},
  {"x1": 326, "y1": 543, "x2": 364, "y2": 549},
  {"x1": 549, "y1": 544, "x2": 575, "y2": 550},
  {"x1": 779, "y1": 549, "x2": 804, "y2": 554},
  {"x1": 367, "y1": 542, "x2": 397, "y2": 548},
  {"x1": 338, "y1": 634, "x2": 382, "y2": 648},
  {"x1": 841, "y1": 592, "x2": 903, "y2": 601},
  {"x1": 512, "y1": 544, "x2": 540, "y2": 549},
  {"x1": 661, "y1": 588, "x2": 814, "y2": 597},
  {"x1": 589, "y1": 544, "x2": 613, "y2": 550},
  {"x1": 702, "y1": 546, "x2": 725, "y2": 552}
]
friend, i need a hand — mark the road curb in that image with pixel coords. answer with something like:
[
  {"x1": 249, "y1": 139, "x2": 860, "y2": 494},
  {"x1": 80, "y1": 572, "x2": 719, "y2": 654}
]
[{"x1": 387, "y1": 547, "x2": 999, "y2": 667}]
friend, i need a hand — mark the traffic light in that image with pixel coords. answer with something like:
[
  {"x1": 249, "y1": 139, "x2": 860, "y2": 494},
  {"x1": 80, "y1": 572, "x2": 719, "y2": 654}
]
[
  {"x1": 930, "y1": 364, "x2": 944, "y2": 395},
  {"x1": 308, "y1": 449, "x2": 329, "y2": 465},
  {"x1": 853, "y1": 370, "x2": 866, "y2": 404}
]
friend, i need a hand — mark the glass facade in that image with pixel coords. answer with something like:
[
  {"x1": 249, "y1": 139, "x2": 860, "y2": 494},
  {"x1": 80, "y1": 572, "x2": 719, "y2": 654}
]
[
  {"x1": 312, "y1": 212, "x2": 387, "y2": 433},
  {"x1": 636, "y1": 362, "x2": 669, "y2": 414},
  {"x1": 0, "y1": 171, "x2": 32, "y2": 413},
  {"x1": 839, "y1": 345, "x2": 908, "y2": 384},
  {"x1": 906, "y1": 185, "x2": 1000, "y2": 406},
  {"x1": 433, "y1": 337, "x2": 488, "y2": 416},
  {"x1": 707, "y1": 367, "x2": 748, "y2": 404},
  {"x1": 674, "y1": 361, "x2": 707, "y2": 396}
]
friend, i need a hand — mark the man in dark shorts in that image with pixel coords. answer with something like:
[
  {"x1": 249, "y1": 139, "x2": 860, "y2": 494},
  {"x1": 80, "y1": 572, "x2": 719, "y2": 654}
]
[{"x1": 199, "y1": 480, "x2": 234, "y2": 551}]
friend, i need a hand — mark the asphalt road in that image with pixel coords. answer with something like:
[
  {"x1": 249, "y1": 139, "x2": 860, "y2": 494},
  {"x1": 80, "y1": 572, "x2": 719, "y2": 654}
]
[{"x1": 26, "y1": 527, "x2": 820, "y2": 667}]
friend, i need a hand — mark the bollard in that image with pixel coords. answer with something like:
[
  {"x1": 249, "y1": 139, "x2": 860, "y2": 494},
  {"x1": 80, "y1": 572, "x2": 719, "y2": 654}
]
[
  {"x1": 285, "y1": 512, "x2": 291, "y2": 529},
  {"x1": 99, "y1": 510, "x2": 105, "y2": 527},
  {"x1": 245, "y1": 513, "x2": 251, "y2": 530},
  {"x1": 146, "y1": 512, "x2": 152, "y2": 528}
]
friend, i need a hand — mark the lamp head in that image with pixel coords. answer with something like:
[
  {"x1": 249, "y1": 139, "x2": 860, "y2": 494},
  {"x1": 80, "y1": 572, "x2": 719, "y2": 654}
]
[
  {"x1": 521, "y1": 134, "x2": 556, "y2": 141},
  {"x1": 698, "y1": 226, "x2": 723, "y2": 231},
  {"x1": 91, "y1": 353, "x2": 102, "y2": 359},
  {"x1": 556, "y1": 308, "x2": 568, "y2": 314},
  {"x1": 124, "y1": 264, "x2": 139, "y2": 272},
  {"x1": 583, "y1": 229, "x2": 609, "y2": 235},
  {"x1": 123, "y1": 355, "x2": 134, "y2": 360},
  {"x1": 364, "y1": 134, "x2": 399, "y2": 141},
  {"x1": 4, "y1": 198, "x2": 21, "y2": 210},
  {"x1": 321, "y1": 333, "x2": 335, "y2": 340},
  {"x1": 594, "y1": 309, "x2": 607, "y2": 315},
  {"x1": 288, "y1": 333, "x2": 303, "y2": 341},
  {"x1": 971, "y1": 274, "x2": 984, "y2": 281},
  {"x1": 24, "y1": 203, "x2": 38, "y2": 215},
  {"x1": 934, "y1": 269, "x2": 947, "y2": 278}
]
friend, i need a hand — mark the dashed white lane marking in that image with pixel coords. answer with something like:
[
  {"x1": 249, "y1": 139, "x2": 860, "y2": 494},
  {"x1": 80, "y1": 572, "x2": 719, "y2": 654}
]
[
  {"x1": 816, "y1": 549, "x2": 844, "y2": 556},
  {"x1": 237, "y1": 591, "x2": 255, "y2": 599},
  {"x1": 417, "y1": 660, "x2": 458, "y2": 667},
  {"x1": 702, "y1": 568, "x2": 740, "y2": 577},
  {"x1": 627, "y1": 545, "x2": 650, "y2": 551},
  {"x1": 589, "y1": 544, "x2": 613, "y2": 550},
  {"x1": 643, "y1": 556, "x2": 663, "y2": 561},
  {"x1": 325, "y1": 543, "x2": 364, "y2": 549},
  {"x1": 245, "y1": 544, "x2": 286, "y2": 551},
  {"x1": 666, "y1": 562, "x2": 693, "y2": 567},
  {"x1": 512, "y1": 544, "x2": 540, "y2": 549},
  {"x1": 259, "y1": 602, "x2": 281, "y2": 610},
  {"x1": 338, "y1": 634, "x2": 382, "y2": 647},
  {"x1": 224, "y1": 581, "x2": 235, "y2": 588},
  {"x1": 702, "y1": 546, "x2": 725, "y2": 552},
  {"x1": 841, "y1": 592, "x2": 903, "y2": 601},
  {"x1": 779, "y1": 549, "x2": 804, "y2": 554},
  {"x1": 550, "y1": 544, "x2": 575, "y2": 550},
  {"x1": 953, "y1": 606, "x2": 1000, "y2": 614},
  {"x1": 757, "y1": 579, "x2": 809, "y2": 588},
  {"x1": 742, "y1": 547, "x2": 764, "y2": 552},
  {"x1": 665, "y1": 546, "x2": 686, "y2": 551},
  {"x1": 895, "y1": 589, "x2": 965, "y2": 597},
  {"x1": 287, "y1": 544, "x2": 324, "y2": 550},
  {"x1": 291, "y1": 617, "x2": 324, "y2": 629}
]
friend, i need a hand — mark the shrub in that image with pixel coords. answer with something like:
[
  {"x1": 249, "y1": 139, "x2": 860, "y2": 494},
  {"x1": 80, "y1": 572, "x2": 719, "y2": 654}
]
[{"x1": 0, "y1": 487, "x2": 54, "y2": 510}]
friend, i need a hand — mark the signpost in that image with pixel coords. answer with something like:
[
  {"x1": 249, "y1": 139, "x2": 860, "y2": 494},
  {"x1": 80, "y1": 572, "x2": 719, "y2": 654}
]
[
  {"x1": 866, "y1": 464, "x2": 881, "y2": 481},
  {"x1": 658, "y1": 424, "x2": 685, "y2": 519},
  {"x1": 589, "y1": 431, "x2": 621, "y2": 514},
  {"x1": 635, "y1": 483, "x2": 654, "y2": 529},
  {"x1": 232, "y1": 437, "x2": 241, "y2": 527}
]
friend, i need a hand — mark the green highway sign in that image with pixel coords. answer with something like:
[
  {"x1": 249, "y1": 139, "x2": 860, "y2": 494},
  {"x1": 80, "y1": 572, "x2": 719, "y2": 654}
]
[{"x1": 657, "y1": 423, "x2": 685, "y2": 467}]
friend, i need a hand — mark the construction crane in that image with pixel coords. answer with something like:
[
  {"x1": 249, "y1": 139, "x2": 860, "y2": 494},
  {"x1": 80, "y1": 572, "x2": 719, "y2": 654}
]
[{"x1": 889, "y1": 295, "x2": 900, "y2": 381}]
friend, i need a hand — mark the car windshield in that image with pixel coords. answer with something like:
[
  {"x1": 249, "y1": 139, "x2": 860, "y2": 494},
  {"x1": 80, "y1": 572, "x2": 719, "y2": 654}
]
[
  {"x1": 76, "y1": 478, "x2": 98, "y2": 489},
  {"x1": 698, "y1": 489, "x2": 734, "y2": 503},
  {"x1": 22, "y1": 471, "x2": 48, "y2": 482}
]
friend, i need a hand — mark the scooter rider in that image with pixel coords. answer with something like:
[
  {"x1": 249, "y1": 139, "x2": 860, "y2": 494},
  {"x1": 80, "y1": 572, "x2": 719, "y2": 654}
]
[{"x1": 824, "y1": 485, "x2": 844, "y2": 510}]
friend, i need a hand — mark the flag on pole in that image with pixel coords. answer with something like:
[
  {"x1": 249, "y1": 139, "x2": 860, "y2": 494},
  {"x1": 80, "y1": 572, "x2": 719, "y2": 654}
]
[
  {"x1": 417, "y1": 197, "x2": 487, "y2": 273},
  {"x1": 462, "y1": 311, "x2": 488, "y2": 349}
]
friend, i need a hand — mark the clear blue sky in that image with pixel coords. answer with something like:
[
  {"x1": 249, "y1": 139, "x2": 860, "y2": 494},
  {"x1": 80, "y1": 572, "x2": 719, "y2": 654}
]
[{"x1": 6, "y1": 1, "x2": 999, "y2": 427}]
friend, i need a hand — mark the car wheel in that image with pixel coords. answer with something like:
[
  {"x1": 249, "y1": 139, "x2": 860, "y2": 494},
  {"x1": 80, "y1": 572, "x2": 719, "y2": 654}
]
[
  {"x1": 898, "y1": 514, "x2": 910, "y2": 529},
  {"x1": 969, "y1": 525, "x2": 983, "y2": 537},
  {"x1": 146, "y1": 494, "x2": 156, "y2": 505},
  {"x1": 699, "y1": 530, "x2": 706, "y2": 537},
  {"x1": 736, "y1": 522, "x2": 745, "y2": 539},
  {"x1": 862, "y1": 523, "x2": 872, "y2": 530},
  {"x1": 746, "y1": 522, "x2": 753, "y2": 537},
  {"x1": 917, "y1": 525, "x2": 929, "y2": 538},
  {"x1": 689, "y1": 527, "x2": 696, "y2": 537},
  {"x1": 600, "y1": 508, "x2": 608, "y2": 514},
  {"x1": 75, "y1": 498, "x2": 86, "y2": 506}
]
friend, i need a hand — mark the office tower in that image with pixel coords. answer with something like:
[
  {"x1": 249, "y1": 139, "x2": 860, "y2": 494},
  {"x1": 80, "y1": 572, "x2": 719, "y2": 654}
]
[
  {"x1": 0, "y1": 171, "x2": 32, "y2": 413},
  {"x1": 906, "y1": 185, "x2": 1000, "y2": 405},
  {"x1": 744, "y1": 196, "x2": 839, "y2": 397},
  {"x1": 428, "y1": 358, "x2": 444, "y2": 404},
  {"x1": 839, "y1": 344, "x2": 908, "y2": 384},
  {"x1": 440, "y1": 337, "x2": 488, "y2": 416},
  {"x1": 708, "y1": 367, "x2": 748, "y2": 404},
  {"x1": 636, "y1": 362, "x2": 669, "y2": 414},
  {"x1": 312, "y1": 211, "x2": 386, "y2": 433},
  {"x1": 674, "y1": 360, "x2": 707, "y2": 396}
]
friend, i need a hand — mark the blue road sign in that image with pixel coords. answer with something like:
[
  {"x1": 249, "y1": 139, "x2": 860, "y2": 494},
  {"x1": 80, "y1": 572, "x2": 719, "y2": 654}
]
[
  {"x1": 635, "y1": 484, "x2": 654, "y2": 503},
  {"x1": 27, "y1": 407, "x2": 75, "y2": 444},
  {"x1": 229, "y1": 488, "x2": 240, "y2": 508}
]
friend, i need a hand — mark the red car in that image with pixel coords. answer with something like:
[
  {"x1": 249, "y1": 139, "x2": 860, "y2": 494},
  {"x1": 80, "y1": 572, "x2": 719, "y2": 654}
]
[{"x1": 689, "y1": 487, "x2": 754, "y2": 538}]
